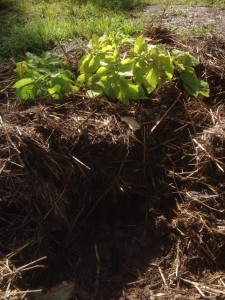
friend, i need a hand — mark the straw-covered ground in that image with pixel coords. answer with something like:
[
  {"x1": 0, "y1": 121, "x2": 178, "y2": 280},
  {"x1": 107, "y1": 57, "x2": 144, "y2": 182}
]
[{"x1": 1, "y1": 21, "x2": 225, "y2": 300}]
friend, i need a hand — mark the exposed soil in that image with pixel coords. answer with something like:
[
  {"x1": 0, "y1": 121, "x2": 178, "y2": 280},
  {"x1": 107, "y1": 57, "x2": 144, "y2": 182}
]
[
  {"x1": 144, "y1": 4, "x2": 225, "y2": 39},
  {"x1": 1, "y1": 4, "x2": 225, "y2": 300}
]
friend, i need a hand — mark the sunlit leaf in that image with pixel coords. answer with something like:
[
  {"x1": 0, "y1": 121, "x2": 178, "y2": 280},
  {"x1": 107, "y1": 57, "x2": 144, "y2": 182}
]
[
  {"x1": 133, "y1": 35, "x2": 147, "y2": 54},
  {"x1": 96, "y1": 66, "x2": 109, "y2": 77},
  {"x1": 88, "y1": 34, "x2": 99, "y2": 49},
  {"x1": 12, "y1": 78, "x2": 35, "y2": 89},
  {"x1": 143, "y1": 65, "x2": 160, "y2": 94},
  {"x1": 88, "y1": 56, "x2": 100, "y2": 73},
  {"x1": 79, "y1": 54, "x2": 100, "y2": 74},
  {"x1": 13, "y1": 51, "x2": 77, "y2": 102},
  {"x1": 87, "y1": 89, "x2": 102, "y2": 98},
  {"x1": 76, "y1": 33, "x2": 210, "y2": 104},
  {"x1": 158, "y1": 55, "x2": 174, "y2": 80},
  {"x1": 133, "y1": 60, "x2": 147, "y2": 84},
  {"x1": 77, "y1": 73, "x2": 93, "y2": 84},
  {"x1": 95, "y1": 74, "x2": 118, "y2": 100},
  {"x1": 118, "y1": 58, "x2": 134, "y2": 77},
  {"x1": 180, "y1": 71, "x2": 210, "y2": 98},
  {"x1": 173, "y1": 50, "x2": 199, "y2": 71},
  {"x1": 14, "y1": 61, "x2": 28, "y2": 78},
  {"x1": 102, "y1": 55, "x2": 116, "y2": 64},
  {"x1": 117, "y1": 78, "x2": 147, "y2": 104},
  {"x1": 48, "y1": 84, "x2": 61, "y2": 95},
  {"x1": 71, "y1": 85, "x2": 79, "y2": 92},
  {"x1": 16, "y1": 84, "x2": 36, "y2": 101}
]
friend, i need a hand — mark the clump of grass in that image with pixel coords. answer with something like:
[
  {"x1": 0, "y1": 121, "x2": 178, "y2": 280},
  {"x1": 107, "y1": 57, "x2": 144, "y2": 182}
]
[
  {"x1": 86, "y1": 0, "x2": 144, "y2": 10},
  {"x1": 0, "y1": 0, "x2": 146, "y2": 62}
]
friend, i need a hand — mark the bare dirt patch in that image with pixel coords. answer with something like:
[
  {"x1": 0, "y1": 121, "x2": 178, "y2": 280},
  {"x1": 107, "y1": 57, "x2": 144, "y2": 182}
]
[{"x1": 144, "y1": 4, "x2": 225, "y2": 39}]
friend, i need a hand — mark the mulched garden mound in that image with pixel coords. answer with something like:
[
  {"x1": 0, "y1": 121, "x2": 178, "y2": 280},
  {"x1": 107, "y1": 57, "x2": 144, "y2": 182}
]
[{"x1": 1, "y1": 32, "x2": 225, "y2": 299}]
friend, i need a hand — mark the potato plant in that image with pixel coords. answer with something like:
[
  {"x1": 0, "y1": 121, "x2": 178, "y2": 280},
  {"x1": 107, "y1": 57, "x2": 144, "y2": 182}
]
[
  {"x1": 13, "y1": 33, "x2": 209, "y2": 103},
  {"x1": 77, "y1": 33, "x2": 209, "y2": 103},
  {"x1": 13, "y1": 52, "x2": 77, "y2": 101}
]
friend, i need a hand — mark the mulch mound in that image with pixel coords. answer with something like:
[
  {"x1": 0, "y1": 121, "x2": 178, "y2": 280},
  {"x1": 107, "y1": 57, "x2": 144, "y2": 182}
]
[{"x1": 1, "y1": 30, "x2": 225, "y2": 299}]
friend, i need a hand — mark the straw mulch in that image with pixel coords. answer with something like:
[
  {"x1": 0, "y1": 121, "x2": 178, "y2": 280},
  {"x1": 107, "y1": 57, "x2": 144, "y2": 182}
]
[{"x1": 1, "y1": 33, "x2": 225, "y2": 299}]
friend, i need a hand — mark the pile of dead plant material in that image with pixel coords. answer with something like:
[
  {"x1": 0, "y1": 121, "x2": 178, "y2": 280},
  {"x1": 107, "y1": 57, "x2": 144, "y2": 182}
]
[
  {"x1": 0, "y1": 245, "x2": 46, "y2": 300},
  {"x1": 0, "y1": 256, "x2": 25, "y2": 300},
  {"x1": 1, "y1": 31, "x2": 225, "y2": 299}
]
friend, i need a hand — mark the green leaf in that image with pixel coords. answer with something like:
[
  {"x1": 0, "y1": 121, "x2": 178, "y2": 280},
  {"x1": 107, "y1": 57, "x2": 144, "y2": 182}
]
[
  {"x1": 77, "y1": 73, "x2": 93, "y2": 84},
  {"x1": 101, "y1": 55, "x2": 116, "y2": 65},
  {"x1": 71, "y1": 85, "x2": 79, "y2": 92},
  {"x1": 50, "y1": 76, "x2": 71, "y2": 93},
  {"x1": 124, "y1": 82, "x2": 147, "y2": 100},
  {"x1": 120, "y1": 58, "x2": 134, "y2": 66},
  {"x1": 133, "y1": 60, "x2": 147, "y2": 84},
  {"x1": 113, "y1": 47, "x2": 120, "y2": 58},
  {"x1": 96, "y1": 66, "x2": 109, "y2": 77},
  {"x1": 12, "y1": 78, "x2": 35, "y2": 89},
  {"x1": 121, "y1": 37, "x2": 133, "y2": 45},
  {"x1": 78, "y1": 54, "x2": 91, "y2": 71},
  {"x1": 88, "y1": 56, "x2": 100, "y2": 73},
  {"x1": 143, "y1": 65, "x2": 160, "y2": 94},
  {"x1": 101, "y1": 44, "x2": 113, "y2": 53},
  {"x1": 118, "y1": 58, "x2": 134, "y2": 77},
  {"x1": 46, "y1": 59, "x2": 63, "y2": 66},
  {"x1": 116, "y1": 78, "x2": 147, "y2": 104},
  {"x1": 99, "y1": 36, "x2": 113, "y2": 49},
  {"x1": 95, "y1": 74, "x2": 118, "y2": 100},
  {"x1": 79, "y1": 54, "x2": 100, "y2": 74},
  {"x1": 16, "y1": 84, "x2": 36, "y2": 101},
  {"x1": 87, "y1": 89, "x2": 102, "y2": 98},
  {"x1": 48, "y1": 84, "x2": 61, "y2": 95},
  {"x1": 42, "y1": 51, "x2": 52, "y2": 61},
  {"x1": 14, "y1": 62, "x2": 28, "y2": 78},
  {"x1": 148, "y1": 44, "x2": 166, "y2": 59},
  {"x1": 133, "y1": 36, "x2": 147, "y2": 54},
  {"x1": 25, "y1": 68, "x2": 40, "y2": 78},
  {"x1": 64, "y1": 69, "x2": 75, "y2": 80},
  {"x1": 26, "y1": 52, "x2": 39, "y2": 64},
  {"x1": 36, "y1": 68, "x2": 50, "y2": 75},
  {"x1": 158, "y1": 55, "x2": 174, "y2": 80},
  {"x1": 88, "y1": 34, "x2": 99, "y2": 49},
  {"x1": 180, "y1": 71, "x2": 209, "y2": 98},
  {"x1": 173, "y1": 51, "x2": 199, "y2": 71}
]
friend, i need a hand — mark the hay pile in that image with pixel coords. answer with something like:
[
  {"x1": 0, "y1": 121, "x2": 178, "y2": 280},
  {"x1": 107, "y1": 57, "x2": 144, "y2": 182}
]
[{"x1": 1, "y1": 33, "x2": 225, "y2": 299}]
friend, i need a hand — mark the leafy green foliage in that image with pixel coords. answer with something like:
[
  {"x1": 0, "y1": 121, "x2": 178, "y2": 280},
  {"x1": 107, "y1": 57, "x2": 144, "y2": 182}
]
[
  {"x1": 13, "y1": 52, "x2": 77, "y2": 101},
  {"x1": 78, "y1": 33, "x2": 209, "y2": 104},
  {"x1": 172, "y1": 50, "x2": 209, "y2": 98},
  {"x1": 13, "y1": 34, "x2": 209, "y2": 104},
  {"x1": 77, "y1": 33, "x2": 142, "y2": 104}
]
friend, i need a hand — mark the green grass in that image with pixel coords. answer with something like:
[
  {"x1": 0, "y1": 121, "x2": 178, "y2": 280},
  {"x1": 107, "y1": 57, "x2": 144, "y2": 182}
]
[
  {"x1": 0, "y1": 0, "x2": 147, "y2": 62},
  {"x1": 0, "y1": 0, "x2": 224, "y2": 63},
  {"x1": 143, "y1": 0, "x2": 225, "y2": 4}
]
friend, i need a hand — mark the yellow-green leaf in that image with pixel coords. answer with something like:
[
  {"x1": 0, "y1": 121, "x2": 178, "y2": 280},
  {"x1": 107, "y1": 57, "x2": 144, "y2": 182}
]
[
  {"x1": 13, "y1": 78, "x2": 35, "y2": 89},
  {"x1": 133, "y1": 36, "x2": 147, "y2": 54}
]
